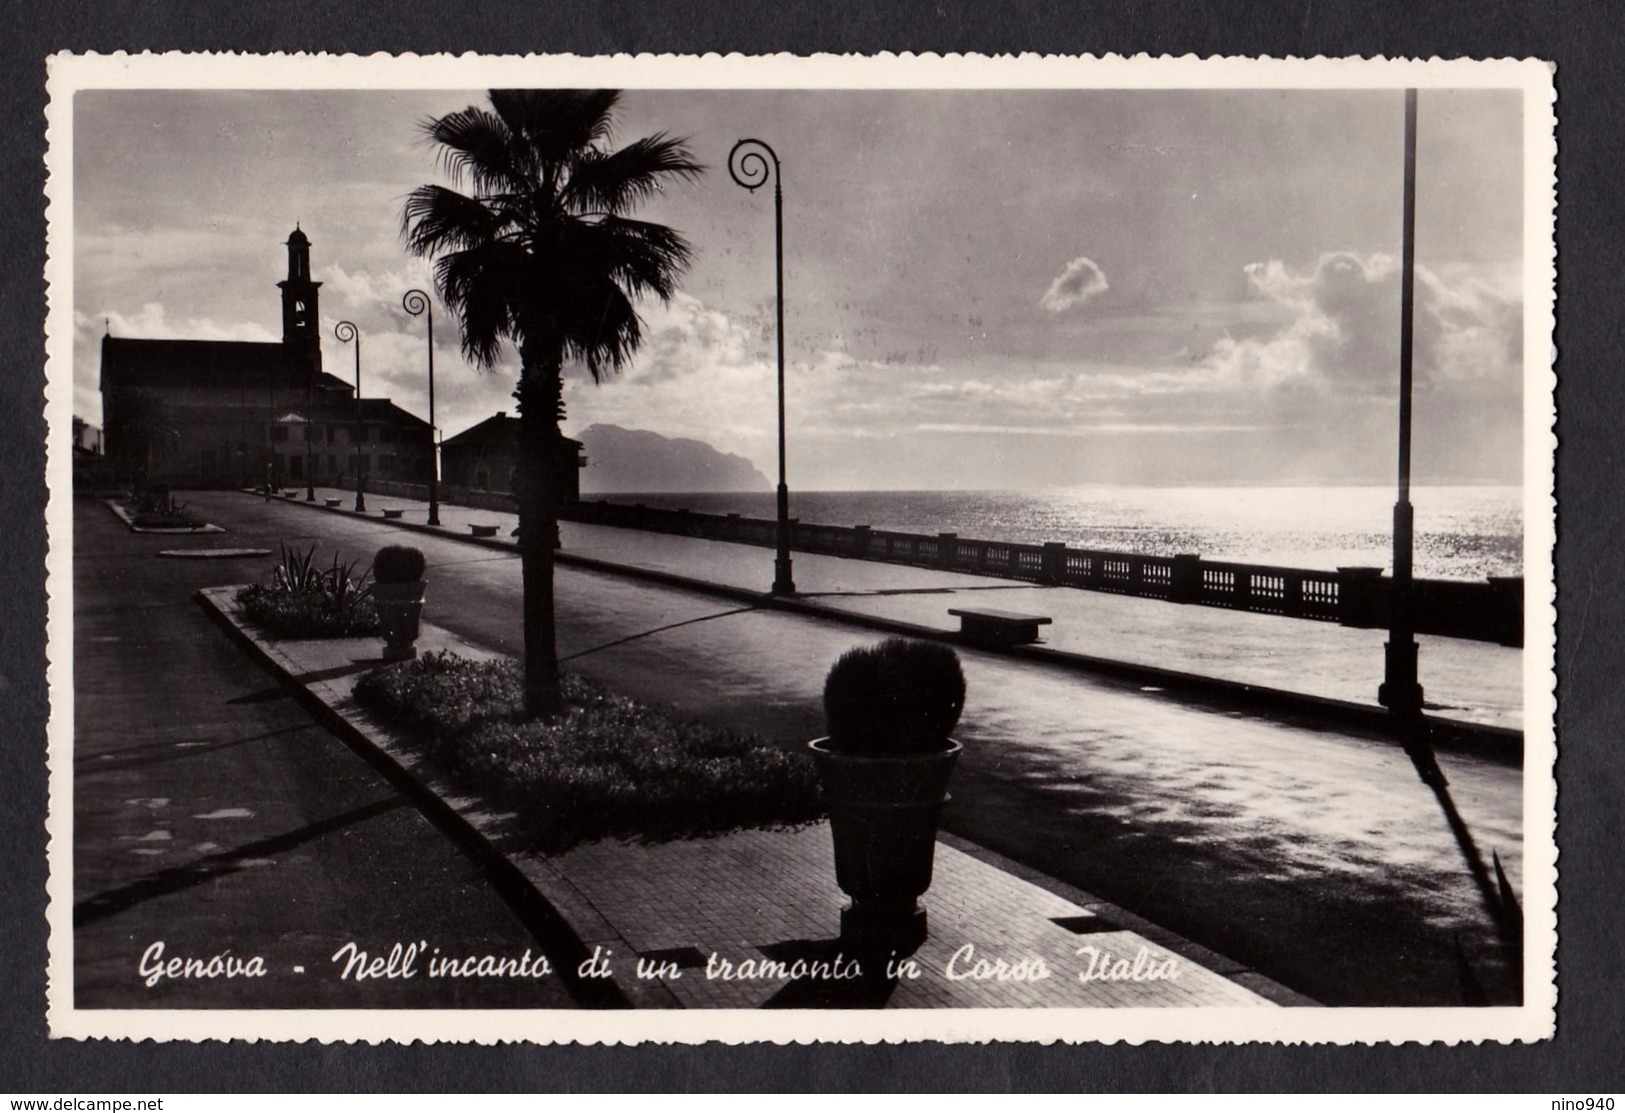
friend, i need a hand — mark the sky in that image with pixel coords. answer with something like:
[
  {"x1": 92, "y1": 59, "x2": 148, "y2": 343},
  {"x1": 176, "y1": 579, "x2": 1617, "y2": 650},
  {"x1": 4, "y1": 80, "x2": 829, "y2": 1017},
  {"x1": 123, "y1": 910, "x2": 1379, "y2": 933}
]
[{"x1": 71, "y1": 86, "x2": 1527, "y2": 489}]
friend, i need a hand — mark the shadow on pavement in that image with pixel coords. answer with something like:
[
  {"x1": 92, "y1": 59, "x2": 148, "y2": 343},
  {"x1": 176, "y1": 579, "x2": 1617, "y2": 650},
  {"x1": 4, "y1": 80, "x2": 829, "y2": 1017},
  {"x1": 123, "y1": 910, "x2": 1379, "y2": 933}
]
[{"x1": 74, "y1": 795, "x2": 411, "y2": 928}]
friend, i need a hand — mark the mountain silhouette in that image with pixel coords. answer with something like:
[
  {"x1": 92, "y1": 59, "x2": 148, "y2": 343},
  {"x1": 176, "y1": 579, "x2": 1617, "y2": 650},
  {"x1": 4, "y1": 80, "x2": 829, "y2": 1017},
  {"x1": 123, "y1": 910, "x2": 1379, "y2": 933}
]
[{"x1": 576, "y1": 424, "x2": 770, "y2": 493}]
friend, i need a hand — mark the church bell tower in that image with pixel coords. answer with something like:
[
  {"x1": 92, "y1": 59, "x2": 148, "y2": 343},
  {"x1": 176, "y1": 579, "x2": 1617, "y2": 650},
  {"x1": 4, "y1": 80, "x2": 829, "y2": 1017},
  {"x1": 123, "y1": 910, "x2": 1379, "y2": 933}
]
[{"x1": 277, "y1": 225, "x2": 322, "y2": 362}]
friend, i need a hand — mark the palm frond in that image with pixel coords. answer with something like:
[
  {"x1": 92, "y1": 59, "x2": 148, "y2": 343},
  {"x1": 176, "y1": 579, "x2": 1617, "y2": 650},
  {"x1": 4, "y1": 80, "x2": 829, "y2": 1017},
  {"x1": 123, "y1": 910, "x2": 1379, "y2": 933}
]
[
  {"x1": 434, "y1": 242, "x2": 537, "y2": 370},
  {"x1": 406, "y1": 88, "x2": 697, "y2": 389},
  {"x1": 422, "y1": 105, "x2": 532, "y2": 196},
  {"x1": 561, "y1": 280, "x2": 642, "y2": 383},
  {"x1": 401, "y1": 184, "x2": 508, "y2": 256},
  {"x1": 562, "y1": 133, "x2": 705, "y2": 214},
  {"x1": 589, "y1": 216, "x2": 696, "y2": 301},
  {"x1": 489, "y1": 89, "x2": 621, "y2": 166}
]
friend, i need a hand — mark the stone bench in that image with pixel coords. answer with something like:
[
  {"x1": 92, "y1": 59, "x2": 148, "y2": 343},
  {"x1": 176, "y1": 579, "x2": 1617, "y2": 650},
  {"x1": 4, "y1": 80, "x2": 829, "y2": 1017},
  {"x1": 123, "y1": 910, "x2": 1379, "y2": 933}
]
[
  {"x1": 323, "y1": 497, "x2": 342, "y2": 508},
  {"x1": 469, "y1": 523, "x2": 500, "y2": 538},
  {"x1": 381, "y1": 508, "x2": 404, "y2": 520},
  {"x1": 948, "y1": 607, "x2": 1052, "y2": 646}
]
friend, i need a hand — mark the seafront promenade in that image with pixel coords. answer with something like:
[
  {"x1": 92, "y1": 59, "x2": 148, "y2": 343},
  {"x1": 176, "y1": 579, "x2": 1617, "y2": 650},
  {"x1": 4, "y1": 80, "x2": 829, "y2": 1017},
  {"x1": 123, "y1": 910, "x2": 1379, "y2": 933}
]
[
  {"x1": 198, "y1": 591, "x2": 1305, "y2": 1011},
  {"x1": 284, "y1": 485, "x2": 1523, "y2": 735},
  {"x1": 74, "y1": 489, "x2": 1527, "y2": 1006}
]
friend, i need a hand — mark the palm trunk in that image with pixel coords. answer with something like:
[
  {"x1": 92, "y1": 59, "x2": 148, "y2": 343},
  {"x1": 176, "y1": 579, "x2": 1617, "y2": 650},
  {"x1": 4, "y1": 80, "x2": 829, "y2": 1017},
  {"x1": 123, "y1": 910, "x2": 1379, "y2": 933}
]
[{"x1": 514, "y1": 346, "x2": 564, "y2": 718}]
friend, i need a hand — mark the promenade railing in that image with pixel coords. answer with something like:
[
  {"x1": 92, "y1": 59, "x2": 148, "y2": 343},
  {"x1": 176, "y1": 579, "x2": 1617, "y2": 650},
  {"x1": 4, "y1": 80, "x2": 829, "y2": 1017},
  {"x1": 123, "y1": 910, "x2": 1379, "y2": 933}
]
[{"x1": 561, "y1": 498, "x2": 1523, "y2": 647}]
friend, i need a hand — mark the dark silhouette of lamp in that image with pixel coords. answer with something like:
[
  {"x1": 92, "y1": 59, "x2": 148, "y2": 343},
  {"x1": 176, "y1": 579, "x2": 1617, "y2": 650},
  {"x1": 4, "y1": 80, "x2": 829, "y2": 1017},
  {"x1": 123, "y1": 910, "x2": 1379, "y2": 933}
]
[
  {"x1": 403, "y1": 289, "x2": 441, "y2": 526},
  {"x1": 1379, "y1": 89, "x2": 1424, "y2": 726},
  {"x1": 335, "y1": 320, "x2": 365, "y2": 512},
  {"x1": 730, "y1": 138, "x2": 796, "y2": 596}
]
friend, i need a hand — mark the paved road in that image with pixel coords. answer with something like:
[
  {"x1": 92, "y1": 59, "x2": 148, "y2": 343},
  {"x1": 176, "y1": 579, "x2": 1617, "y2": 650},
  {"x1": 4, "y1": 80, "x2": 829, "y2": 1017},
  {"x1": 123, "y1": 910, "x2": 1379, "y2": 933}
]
[
  {"x1": 151, "y1": 490, "x2": 1525, "y2": 1006},
  {"x1": 306, "y1": 484, "x2": 1526, "y2": 729},
  {"x1": 72, "y1": 499, "x2": 580, "y2": 1008}
]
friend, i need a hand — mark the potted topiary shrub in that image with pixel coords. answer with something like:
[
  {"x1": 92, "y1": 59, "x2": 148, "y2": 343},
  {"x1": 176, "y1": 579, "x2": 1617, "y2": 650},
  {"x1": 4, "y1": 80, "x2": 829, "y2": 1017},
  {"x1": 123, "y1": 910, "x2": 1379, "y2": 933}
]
[
  {"x1": 809, "y1": 637, "x2": 966, "y2": 955},
  {"x1": 371, "y1": 544, "x2": 427, "y2": 661}
]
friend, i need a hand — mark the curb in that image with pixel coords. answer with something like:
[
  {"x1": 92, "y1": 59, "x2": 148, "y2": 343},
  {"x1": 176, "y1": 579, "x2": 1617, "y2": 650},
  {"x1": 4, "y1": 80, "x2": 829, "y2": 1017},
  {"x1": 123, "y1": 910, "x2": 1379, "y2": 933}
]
[{"x1": 246, "y1": 489, "x2": 1521, "y2": 766}]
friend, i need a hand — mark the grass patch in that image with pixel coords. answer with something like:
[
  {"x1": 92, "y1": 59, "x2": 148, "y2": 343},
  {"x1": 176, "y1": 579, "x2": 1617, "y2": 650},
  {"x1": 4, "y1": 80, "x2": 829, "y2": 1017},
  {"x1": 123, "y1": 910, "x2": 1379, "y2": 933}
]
[{"x1": 352, "y1": 650, "x2": 824, "y2": 851}]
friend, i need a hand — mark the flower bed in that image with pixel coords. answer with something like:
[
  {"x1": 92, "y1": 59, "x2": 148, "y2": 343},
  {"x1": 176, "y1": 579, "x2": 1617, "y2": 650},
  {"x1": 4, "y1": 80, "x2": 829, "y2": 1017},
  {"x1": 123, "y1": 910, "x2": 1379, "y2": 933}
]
[
  {"x1": 236, "y1": 583, "x2": 379, "y2": 638},
  {"x1": 352, "y1": 651, "x2": 824, "y2": 851},
  {"x1": 234, "y1": 544, "x2": 378, "y2": 638},
  {"x1": 121, "y1": 488, "x2": 206, "y2": 529}
]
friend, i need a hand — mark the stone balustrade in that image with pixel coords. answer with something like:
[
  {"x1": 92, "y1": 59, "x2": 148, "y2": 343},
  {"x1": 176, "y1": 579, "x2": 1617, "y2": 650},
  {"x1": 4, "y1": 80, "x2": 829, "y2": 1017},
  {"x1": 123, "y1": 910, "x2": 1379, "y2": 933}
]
[{"x1": 561, "y1": 499, "x2": 1523, "y2": 647}]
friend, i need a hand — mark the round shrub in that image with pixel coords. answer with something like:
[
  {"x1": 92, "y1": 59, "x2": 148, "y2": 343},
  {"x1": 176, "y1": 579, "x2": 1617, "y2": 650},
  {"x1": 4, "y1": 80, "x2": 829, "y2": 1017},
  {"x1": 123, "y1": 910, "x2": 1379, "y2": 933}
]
[
  {"x1": 373, "y1": 544, "x2": 427, "y2": 584},
  {"x1": 822, "y1": 637, "x2": 965, "y2": 756}
]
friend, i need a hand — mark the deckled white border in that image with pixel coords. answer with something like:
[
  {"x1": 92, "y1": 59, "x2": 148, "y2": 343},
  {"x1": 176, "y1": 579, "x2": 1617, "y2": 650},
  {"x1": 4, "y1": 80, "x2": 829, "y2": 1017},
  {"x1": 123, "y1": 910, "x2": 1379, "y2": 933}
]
[{"x1": 42, "y1": 51, "x2": 1558, "y2": 1045}]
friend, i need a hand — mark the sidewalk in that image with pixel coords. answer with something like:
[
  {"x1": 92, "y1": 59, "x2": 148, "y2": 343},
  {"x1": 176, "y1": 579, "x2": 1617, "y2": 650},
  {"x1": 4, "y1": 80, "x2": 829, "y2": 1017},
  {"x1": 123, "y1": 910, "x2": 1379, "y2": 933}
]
[
  {"x1": 200, "y1": 585, "x2": 1307, "y2": 1009},
  {"x1": 276, "y1": 486, "x2": 1522, "y2": 736}
]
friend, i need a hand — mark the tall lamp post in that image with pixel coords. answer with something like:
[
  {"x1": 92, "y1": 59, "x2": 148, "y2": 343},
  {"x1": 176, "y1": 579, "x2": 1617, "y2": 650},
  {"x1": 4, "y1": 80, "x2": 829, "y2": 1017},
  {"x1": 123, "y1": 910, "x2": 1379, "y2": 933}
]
[
  {"x1": 730, "y1": 138, "x2": 795, "y2": 595},
  {"x1": 1379, "y1": 89, "x2": 1424, "y2": 725},
  {"x1": 402, "y1": 289, "x2": 441, "y2": 526},
  {"x1": 335, "y1": 320, "x2": 365, "y2": 512}
]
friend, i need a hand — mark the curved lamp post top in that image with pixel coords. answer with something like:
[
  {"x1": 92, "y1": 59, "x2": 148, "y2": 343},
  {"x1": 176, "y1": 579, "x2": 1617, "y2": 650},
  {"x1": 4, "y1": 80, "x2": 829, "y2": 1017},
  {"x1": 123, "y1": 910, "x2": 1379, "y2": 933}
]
[
  {"x1": 401, "y1": 289, "x2": 431, "y2": 319},
  {"x1": 727, "y1": 136, "x2": 794, "y2": 595},
  {"x1": 728, "y1": 138, "x2": 779, "y2": 193},
  {"x1": 334, "y1": 319, "x2": 359, "y2": 344}
]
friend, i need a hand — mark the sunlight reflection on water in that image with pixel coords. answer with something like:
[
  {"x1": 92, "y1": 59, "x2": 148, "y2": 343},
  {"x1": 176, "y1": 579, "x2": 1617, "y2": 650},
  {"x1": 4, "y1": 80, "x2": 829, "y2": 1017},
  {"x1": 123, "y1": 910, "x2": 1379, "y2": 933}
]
[{"x1": 607, "y1": 485, "x2": 1524, "y2": 581}]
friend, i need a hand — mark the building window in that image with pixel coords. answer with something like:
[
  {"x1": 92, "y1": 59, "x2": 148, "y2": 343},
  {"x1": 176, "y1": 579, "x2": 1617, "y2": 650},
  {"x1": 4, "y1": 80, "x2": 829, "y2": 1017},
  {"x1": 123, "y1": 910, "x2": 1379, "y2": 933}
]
[{"x1": 271, "y1": 426, "x2": 289, "y2": 443}]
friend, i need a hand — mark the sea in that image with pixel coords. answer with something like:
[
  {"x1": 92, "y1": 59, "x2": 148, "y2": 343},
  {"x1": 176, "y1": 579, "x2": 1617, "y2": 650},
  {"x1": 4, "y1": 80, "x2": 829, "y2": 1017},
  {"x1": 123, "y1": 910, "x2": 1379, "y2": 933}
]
[{"x1": 589, "y1": 485, "x2": 1526, "y2": 583}]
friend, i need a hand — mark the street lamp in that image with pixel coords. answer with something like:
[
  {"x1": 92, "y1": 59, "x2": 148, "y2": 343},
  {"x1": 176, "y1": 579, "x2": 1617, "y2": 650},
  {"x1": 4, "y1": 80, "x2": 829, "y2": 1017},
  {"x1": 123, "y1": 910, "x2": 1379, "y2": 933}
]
[
  {"x1": 402, "y1": 288, "x2": 440, "y2": 526},
  {"x1": 1378, "y1": 89, "x2": 1423, "y2": 725},
  {"x1": 335, "y1": 320, "x2": 365, "y2": 512},
  {"x1": 730, "y1": 137, "x2": 795, "y2": 595}
]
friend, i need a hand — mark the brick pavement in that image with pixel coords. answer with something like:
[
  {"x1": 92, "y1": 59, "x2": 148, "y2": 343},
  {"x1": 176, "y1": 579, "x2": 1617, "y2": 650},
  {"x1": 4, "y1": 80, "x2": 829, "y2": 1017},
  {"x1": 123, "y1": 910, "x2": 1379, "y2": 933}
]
[{"x1": 553, "y1": 825, "x2": 1273, "y2": 1008}]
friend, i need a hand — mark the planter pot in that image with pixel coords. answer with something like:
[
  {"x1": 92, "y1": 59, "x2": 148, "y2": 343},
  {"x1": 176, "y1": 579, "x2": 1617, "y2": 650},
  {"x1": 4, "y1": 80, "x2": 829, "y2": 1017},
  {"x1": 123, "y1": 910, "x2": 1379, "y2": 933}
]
[
  {"x1": 382, "y1": 508, "x2": 404, "y2": 520},
  {"x1": 372, "y1": 580, "x2": 426, "y2": 662},
  {"x1": 323, "y1": 497, "x2": 342, "y2": 508},
  {"x1": 808, "y1": 737, "x2": 961, "y2": 954}
]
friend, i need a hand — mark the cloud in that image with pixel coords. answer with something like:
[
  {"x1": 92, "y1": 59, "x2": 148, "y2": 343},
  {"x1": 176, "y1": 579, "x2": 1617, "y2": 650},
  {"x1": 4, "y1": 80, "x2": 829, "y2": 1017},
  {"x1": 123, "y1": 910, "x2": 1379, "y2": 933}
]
[
  {"x1": 562, "y1": 293, "x2": 779, "y2": 465},
  {"x1": 323, "y1": 263, "x2": 435, "y2": 313},
  {"x1": 1199, "y1": 252, "x2": 1521, "y2": 396},
  {"x1": 1040, "y1": 256, "x2": 1110, "y2": 313},
  {"x1": 1416, "y1": 264, "x2": 1524, "y2": 384},
  {"x1": 87, "y1": 303, "x2": 279, "y2": 345}
]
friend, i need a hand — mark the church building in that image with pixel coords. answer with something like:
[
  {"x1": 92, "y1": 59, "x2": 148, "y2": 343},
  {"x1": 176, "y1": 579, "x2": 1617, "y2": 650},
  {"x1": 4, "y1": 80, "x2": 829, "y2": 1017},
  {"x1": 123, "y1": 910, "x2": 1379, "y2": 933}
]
[{"x1": 100, "y1": 228, "x2": 433, "y2": 490}]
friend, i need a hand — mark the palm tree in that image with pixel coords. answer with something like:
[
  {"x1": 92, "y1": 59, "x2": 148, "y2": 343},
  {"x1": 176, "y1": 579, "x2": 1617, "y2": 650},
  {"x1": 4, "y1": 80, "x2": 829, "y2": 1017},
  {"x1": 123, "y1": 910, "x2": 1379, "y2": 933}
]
[{"x1": 403, "y1": 89, "x2": 702, "y2": 717}]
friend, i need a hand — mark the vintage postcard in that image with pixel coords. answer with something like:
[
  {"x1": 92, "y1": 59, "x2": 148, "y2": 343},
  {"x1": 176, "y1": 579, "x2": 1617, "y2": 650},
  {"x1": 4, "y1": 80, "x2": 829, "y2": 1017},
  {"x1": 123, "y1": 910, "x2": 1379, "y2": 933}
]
[{"x1": 42, "y1": 52, "x2": 1556, "y2": 1043}]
